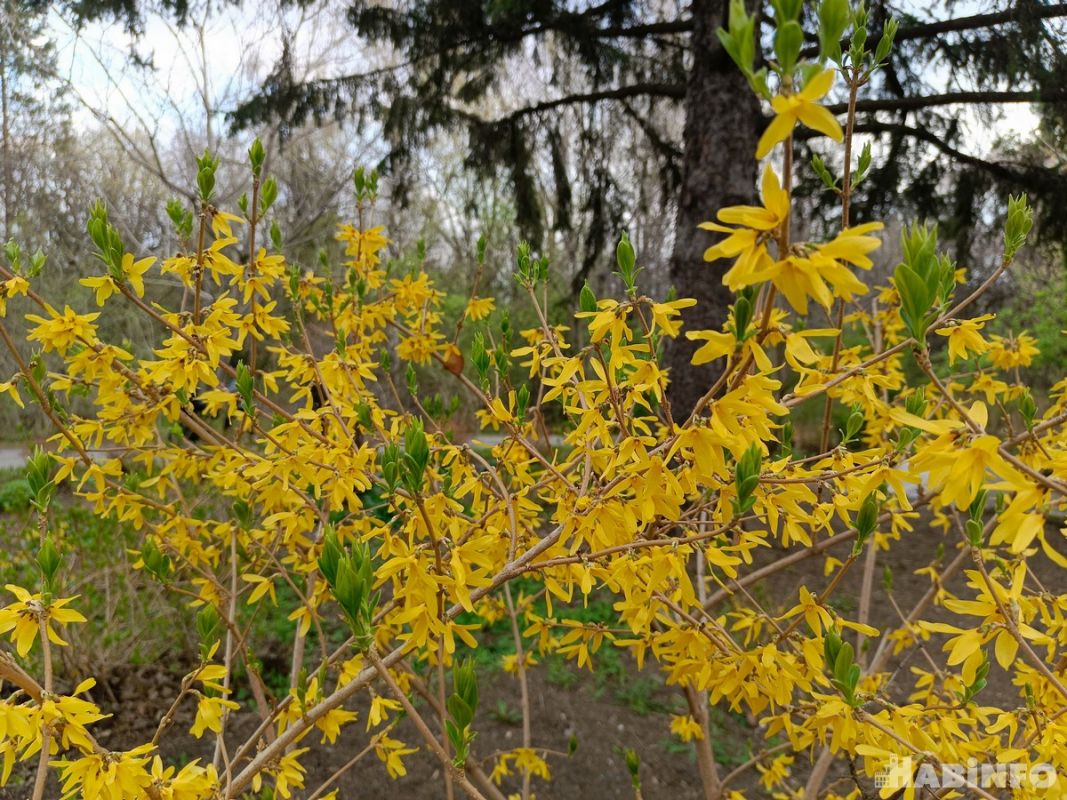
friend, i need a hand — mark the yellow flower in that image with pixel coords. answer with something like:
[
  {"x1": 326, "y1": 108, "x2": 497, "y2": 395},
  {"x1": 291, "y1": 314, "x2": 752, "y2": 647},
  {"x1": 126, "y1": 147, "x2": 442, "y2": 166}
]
[
  {"x1": 576, "y1": 298, "x2": 632, "y2": 346},
  {"x1": 202, "y1": 237, "x2": 243, "y2": 284},
  {"x1": 465, "y1": 296, "x2": 495, "y2": 321},
  {"x1": 267, "y1": 748, "x2": 309, "y2": 799},
  {"x1": 26, "y1": 305, "x2": 100, "y2": 353},
  {"x1": 988, "y1": 332, "x2": 1040, "y2": 369},
  {"x1": 209, "y1": 209, "x2": 244, "y2": 238},
  {"x1": 0, "y1": 380, "x2": 23, "y2": 409},
  {"x1": 391, "y1": 271, "x2": 438, "y2": 311},
  {"x1": 781, "y1": 586, "x2": 833, "y2": 634},
  {"x1": 935, "y1": 313, "x2": 994, "y2": 364},
  {"x1": 242, "y1": 573, "x2": 277, "y2": 605},
  {"x1": 701, "y1": 165, "x2": 788, "y2": 291},
  {"x1": 79, "y1": 275, "x2": 120, "y2": 306},
  {"x1": 757, "y1": 753, "x2": 794, "y2": 790},
  {"x1": 501, "y1": 652, "x2": 537, "y2": 674},
  {"x1": 649, "y1": 298, "x2": 696, "y2": 337},
  {"x1": 54, "y1": 747, "x2": 154, "y2": 799},
  {"x1": 338, "y1": 224, "x2": 389, "y2": 271},
  {"x1": 366, "y1": 694, "x2": 402, "y2": 730},
  {"x1": 511, "y1": 748, "x2": 551, "y2": 781},
  {"x1": 756, "y1": 68, "x2": 843, "y2": 159},
  {"x1": 686, "y1": 329, "x2": 735, "y2": 365},
  {"x1": 37, "y1": 680, "x2": 106, "y2": 752},
  {"x1": 149, "y1": 755, "x2": 220, "y2": 800},
  {"x1": 764, "y1": 222, "x2": 882, "y2": 313},
  {"x1": 670, "y1": 714, "x2": 704, "y2": 742},
  {"x1": 121, "y1": 252, "x2": 156, "y2": 298},
  {"x1": 396, "y1": 329, "x2": 444, "y2": 365},
  {"x1": 0, "y1": 274, "x2": 28, "y2": 316},
  {"x1": 0, "y1": 585, "x2": 86, "y2": 657},
  {"x1": 375, "y1": 734, "x2": 418, "y2": 778},
  {"x1": 900, "y1": 402, "x2": 1025, "y2": 509},
  {"x1": 315, "y1": 706, "x2": 358, "y2": 744},
  {"x1": 190, "y1": 694, "x2": 240, "y2": 738}
]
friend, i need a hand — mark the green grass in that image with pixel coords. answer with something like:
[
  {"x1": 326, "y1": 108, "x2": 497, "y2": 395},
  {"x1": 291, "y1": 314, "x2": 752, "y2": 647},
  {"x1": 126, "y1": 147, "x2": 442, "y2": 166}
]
[
  {"x1": 0, "y1": 476, "x2": 31, "y2": 512},
  {"x1": 709, "y1": 706, "x2": 754, "y2": 768},
  {"x1": 0, "y1": 498, "x2": 195, "y2": 676}
]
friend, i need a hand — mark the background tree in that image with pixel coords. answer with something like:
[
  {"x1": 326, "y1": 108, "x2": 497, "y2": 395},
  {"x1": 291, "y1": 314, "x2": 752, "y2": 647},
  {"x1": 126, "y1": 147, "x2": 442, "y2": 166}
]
[
  {"x1": 41, "y1": 0, "x2": 1067, "y2": 417},
  {"x1": 223, "y1": 0, "x2": 1067, "y2": 414},
  {"x1": 0, "y1": 1, "x2": 69, "y2": 242}
]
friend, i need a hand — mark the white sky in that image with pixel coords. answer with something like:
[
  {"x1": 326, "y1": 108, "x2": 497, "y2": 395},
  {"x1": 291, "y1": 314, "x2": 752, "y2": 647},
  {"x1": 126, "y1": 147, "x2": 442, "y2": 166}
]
[
  {"x1": 44, "y1": 2, "x2": 1044, "y2": 162},
  {"x1": 48, "y1": 3, "x2": 364, "y2": 140}
]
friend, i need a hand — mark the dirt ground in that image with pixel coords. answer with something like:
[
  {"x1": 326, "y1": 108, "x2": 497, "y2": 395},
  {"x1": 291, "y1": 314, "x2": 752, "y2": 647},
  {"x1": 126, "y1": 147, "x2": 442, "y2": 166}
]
[
  {"x1": 0, "y1": 664, "x2": 720, "y2": 799},
  {"x1": 0, "y1": 511, "x2": 1052, "y2": 799}
]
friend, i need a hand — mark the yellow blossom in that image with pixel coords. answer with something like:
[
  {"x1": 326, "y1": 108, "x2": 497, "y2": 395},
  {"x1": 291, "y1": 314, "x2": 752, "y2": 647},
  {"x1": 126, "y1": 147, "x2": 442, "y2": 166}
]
[
  {"x1": 756, "y1": 68, "x2": 843, "y2": 158},
  {"x1": 935, "y1": 313, "x2": 994, "y2": 363},
  {"x1": 0, "y1": 585, "x2": 86, "y2": 657},
  {"x1": 670, "y1": 714, "x2": 704, "y2": 741},
  {"x1": 465, "y1": 296, "x2": 496, "y2": 320}
]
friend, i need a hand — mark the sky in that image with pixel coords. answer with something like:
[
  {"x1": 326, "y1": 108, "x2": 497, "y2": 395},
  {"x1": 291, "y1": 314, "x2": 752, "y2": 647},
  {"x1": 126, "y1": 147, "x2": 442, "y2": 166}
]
[
  {"x1": 44, "y1": 1, "x2": 1043, "y2": 163},
  {"x1": 49, "y1": 3, "x2": 363, "y2": 140}
]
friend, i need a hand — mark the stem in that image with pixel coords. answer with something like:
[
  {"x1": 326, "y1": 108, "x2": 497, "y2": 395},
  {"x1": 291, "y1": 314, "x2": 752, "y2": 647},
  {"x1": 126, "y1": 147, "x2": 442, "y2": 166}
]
[
  {"x1": 855, "y1": 531, "x2": 878, "y2": 666},
  {"x1": 214, "y1": 528, "x2": 239, "y2": 777},
  {"x1": 683, "y1": 683, "x2": 721, "y2": 800},
  {"x1": 367, "y1": 650, "x2": 487, "y2": 800},
  {"x1": 247, "y1": 174, "x2": 261, "y2": 376},
  {"x1": 817, "y1": 67, "x2": 862, "y2": 456},
  {"x1": 31, "y1": 614, "x2": 52, "y2": 800},
  {"x1": 504, "y1": 584, "x2": 533, "y2": 800},
  {"x1": 412, "y1": 493, "x2": 455, "y2": 800},
  {"x1": 193, "y1": 205, "x2": 207, "y2": 325}
]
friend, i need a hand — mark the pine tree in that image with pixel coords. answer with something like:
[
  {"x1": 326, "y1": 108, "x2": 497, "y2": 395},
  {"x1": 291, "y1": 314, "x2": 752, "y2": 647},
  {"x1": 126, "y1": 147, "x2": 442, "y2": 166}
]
[
  {"x1": 59, "y1": 0, "x2": 1067, "y2": 413},
  {"x1": 0, "y1": 1, "x2": 67, "y2": 242}
]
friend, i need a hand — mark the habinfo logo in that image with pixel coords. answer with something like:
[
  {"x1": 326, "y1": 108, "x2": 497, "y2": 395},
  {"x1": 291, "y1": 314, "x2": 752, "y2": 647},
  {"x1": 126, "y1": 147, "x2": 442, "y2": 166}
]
[{"x1": 874, "y1": 756, "x2": 1058, "y2": 792}]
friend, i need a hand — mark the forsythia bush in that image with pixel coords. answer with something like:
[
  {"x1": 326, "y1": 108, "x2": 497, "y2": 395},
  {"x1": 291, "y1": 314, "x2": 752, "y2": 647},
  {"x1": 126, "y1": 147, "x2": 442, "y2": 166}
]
[{"x1": 0, "y1": 2, "x2": 1061, "y2": 799}]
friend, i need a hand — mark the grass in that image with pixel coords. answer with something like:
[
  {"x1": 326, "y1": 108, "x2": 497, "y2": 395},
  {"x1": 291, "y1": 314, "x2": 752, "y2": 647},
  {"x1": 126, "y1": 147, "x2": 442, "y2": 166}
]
[
  {"x1": 709, "y1": 706, "x2": 753, "y2": 768},
  {"x1": 489, "y1": 699, "x2": 523, "y2": 726},
  {"x1": 0, "y1": 489, "x2": 194, "y2": 679}
]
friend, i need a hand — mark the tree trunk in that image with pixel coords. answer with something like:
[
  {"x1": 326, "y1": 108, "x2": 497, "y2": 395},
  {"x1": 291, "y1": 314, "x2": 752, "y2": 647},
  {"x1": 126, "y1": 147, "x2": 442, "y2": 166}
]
[
  {"x1": 666, "y1": 0, "x2": 760, "y2": 417},
  {"x1": 0, "y1": 4, "x2": 11, "y2": 242}
]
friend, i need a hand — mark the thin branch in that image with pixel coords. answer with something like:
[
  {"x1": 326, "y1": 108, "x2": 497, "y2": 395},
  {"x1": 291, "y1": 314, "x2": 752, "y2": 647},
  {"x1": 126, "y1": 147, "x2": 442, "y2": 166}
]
[
  {"x1": 895, "y1": 3, "x2": 1067, "y2": 42},
  {"x1": 827, "y1": 89, "x2": 1067, "y2": 115}
]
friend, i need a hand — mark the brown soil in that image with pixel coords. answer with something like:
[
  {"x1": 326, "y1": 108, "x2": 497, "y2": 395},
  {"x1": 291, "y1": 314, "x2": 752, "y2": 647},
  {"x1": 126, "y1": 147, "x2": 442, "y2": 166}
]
[
  {"x1": 0, "y1": 512, "x2": 1054, "y2": 799},
  {"x1": 0, "y1": 663, "x2": 720, "y2": 799}
]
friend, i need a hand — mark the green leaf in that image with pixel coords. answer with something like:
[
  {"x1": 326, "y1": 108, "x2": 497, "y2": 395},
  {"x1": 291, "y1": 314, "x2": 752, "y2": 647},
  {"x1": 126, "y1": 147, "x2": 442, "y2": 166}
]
[
  {"x1": 774, "y1": 20, "x2": 804, "y2": 72},
  {"x1": 579, "y1": 281, "x2": 597, "y2": 313},
  {"x1": 811, "y1": 154, "x2": 838, "y2": 192},
  {"x1": 447, "y1": 695, "x2": 473, "y2": 729},
  {"x1": 817, "y1": 0, "x2": 849, "y2": 62},
  {"x1": 833, "y1": 640, "x2": 854, "y2": 684},
  {"x1": 874, "y1": 18, "x2": 898, "y2": 64},
  {"x1": 894, "y1": 263, "x2": 930, "y2": 339}
]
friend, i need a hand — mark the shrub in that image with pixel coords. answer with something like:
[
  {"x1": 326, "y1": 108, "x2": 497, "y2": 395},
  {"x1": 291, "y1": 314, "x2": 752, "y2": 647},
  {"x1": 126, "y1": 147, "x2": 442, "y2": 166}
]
[{"x1": 0, "y1": 4, "x2": 1061, "y2": 800}]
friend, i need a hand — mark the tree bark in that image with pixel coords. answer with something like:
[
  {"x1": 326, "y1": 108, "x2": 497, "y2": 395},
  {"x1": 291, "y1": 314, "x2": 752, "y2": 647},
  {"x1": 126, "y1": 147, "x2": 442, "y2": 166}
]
[
  {"x1": 0, "y1": 3, "x2": 11, "y2": 242},
  {"x1": 667, "y1": 0, "x2": 760, "y2": 417}
]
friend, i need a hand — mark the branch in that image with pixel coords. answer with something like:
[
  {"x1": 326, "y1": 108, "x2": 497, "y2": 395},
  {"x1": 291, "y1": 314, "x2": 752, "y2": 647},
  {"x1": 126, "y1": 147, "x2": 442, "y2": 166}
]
[
  {"x1": 895, "y1": 3, "x2": 1067, "y2": 42},
  {"x1": 594, "y1": 19, "x2": 692, "y2": 37},
  {"x1": 404, "y1": 1, "x2": 1067, "y2": 50},
  {"x1": 827, "y1": 89, "x2": 1067, "y2": 114},
  {"x1": 841, "y1": 121, "x2": 1044, "y2": 187},
  {"x1": 801, "y1": 4, "x2": 1067, "y2": 57},
  {"x1": 491, "y1": 83, "x2": 685, "y2": 122}
]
